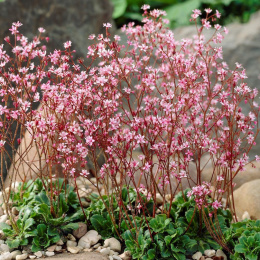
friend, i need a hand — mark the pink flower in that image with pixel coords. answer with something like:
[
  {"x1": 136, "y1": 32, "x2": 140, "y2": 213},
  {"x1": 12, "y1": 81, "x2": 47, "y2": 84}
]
[
  {"x1": 141, "y1": 4, "x2": 150, "y2": 10},
  {"x1": 103, "y1": 23, "x2": 112, "y2": 28},
  {"x1": 64, "y1": 41, "x2": 72, "y2": 48},
  {"x1": 212, "y1": 200, "x2": 222, "y2": 210},
  {"x1": 38, "y1": 27, "x2": 46, "y2": 33}
]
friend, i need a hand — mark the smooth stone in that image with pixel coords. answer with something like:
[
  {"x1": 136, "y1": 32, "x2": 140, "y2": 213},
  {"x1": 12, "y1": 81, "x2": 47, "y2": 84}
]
[
  {"x1": 29, "y1": 256, "x2": 36, "y2": 259},
  {"x1": 66, "y1": 240, "x2": 77, "y2": 247},
  {"x1": 216, "y1": 249, "x2": 227, "y2": 260},
  {"x1": 55, "y1": 246, "x2": 62, "y2": 252},
  {"x1": 0, "y1": 252, "x2": 12, "y2": 260},
  {"x1": 233, "y1": 179, "x2": 260, "y2": 219},
  {"x1": 192, "y1": 251, "x2": 202, "y2": 260},
  {"x1": 78, "y1": 230, "x2": 101, "y2": 248},
  {"x1": 119, "y1": 251, "x2": 132, "y2": 260},
  {"x1": 34, "y1": 251, "x2": 42, "y2": 258},
  {"x1": 100, "y1": 248, "x2": 110, "y2": 256},
  {"x1": 0, "y1": 215, "x2": 7, "y2": 223},
  {"x1": 10, "y1": 250, "x2": 22, "y2": 259},
  {"x1": 47, "y1": 245, "x2": 56, "y2": 252},
  {"x1": 204, "y1": 249, "x2": 215, "y2": 257},
  {"x1": 156, "y1": 193, "x2": 163, "y2": 205},
  {"x1": 45, "y1": 252, "x2": 55, "y2": 257},
  {"x1": 15, "y1": 254, "x2": 28, "y2": 260},
  {"x1": 67, "y1": 246, "x2": 80, "y2": 254},
  {"x1": 103, "y1": 238, "x2": 121, "y2": 252},
  {"x1": 72, "y1": 222, "x2": 88, "y2": 239},
  {"x1": 0, "y1": 243, "x2": 10, "y2": 252}
]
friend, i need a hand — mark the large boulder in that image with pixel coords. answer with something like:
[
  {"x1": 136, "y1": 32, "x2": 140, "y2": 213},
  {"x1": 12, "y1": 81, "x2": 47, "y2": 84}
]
[
  {"x1": 0, "y1": 0, "x2": 114, "y2": 184},
  {"x1": 233, "y1": 179, "x2": 260, "y2": 220}
]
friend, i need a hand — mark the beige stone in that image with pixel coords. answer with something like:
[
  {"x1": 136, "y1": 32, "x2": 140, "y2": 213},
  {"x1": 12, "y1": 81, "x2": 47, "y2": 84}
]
[{"x1": 233, "y1": 179, "x2": 260, "y2": 220}]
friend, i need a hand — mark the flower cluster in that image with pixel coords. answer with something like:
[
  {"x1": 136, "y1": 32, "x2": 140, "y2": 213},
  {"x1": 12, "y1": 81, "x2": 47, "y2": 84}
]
[{"x1": 0, "y1": 8, "x2": 259, "y2": 228}]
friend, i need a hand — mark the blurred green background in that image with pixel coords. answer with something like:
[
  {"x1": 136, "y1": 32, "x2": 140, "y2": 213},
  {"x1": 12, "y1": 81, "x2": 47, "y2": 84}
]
[{"x1": 110, "y1": 0, "x2": 260, "y2": 29}]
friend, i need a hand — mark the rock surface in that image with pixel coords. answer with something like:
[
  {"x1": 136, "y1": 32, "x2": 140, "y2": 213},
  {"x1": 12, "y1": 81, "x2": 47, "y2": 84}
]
[
  {"x1": 173, "y1": 11, "x2": 260, "y2": 159},
  {"x1": 0, "y1": 0, "x2": 114, "y2": 183},
  {"x1": 233, "y1": 179, "x2": 260, "y2": 220}
]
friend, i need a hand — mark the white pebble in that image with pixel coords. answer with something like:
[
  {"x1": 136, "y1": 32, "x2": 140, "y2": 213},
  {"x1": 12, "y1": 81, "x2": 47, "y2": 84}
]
[
  {"x1": 192, "y1": 251, "x2": 202, "y2": 260},
  {"x1": 204, "y1": 249, "x2": 216, "y2": 257},
  {"x1": 103, "y1": 238, "x2": 121, "y2": 252},
  {"x1": 16, "y1": 253, "x2": 28, "y2": 260},
  {"x1": 29, "y1": 256, "x2": 36, "y2": 259},
  {"x1": 45, "y1": 251, "x2": 55, "y2": 257},
  {"x1": 0, "y1": 215, "x2": 7, "y2": 223},
  {"x1": 55, "y1": 246, "x2": 62, "y2": 252},
  {"x1": 34, "y1": 251, "x2": 42, "y2": 258},
  {"x1": 67, "y1": 246, "x2": 80, "y2": 254}
]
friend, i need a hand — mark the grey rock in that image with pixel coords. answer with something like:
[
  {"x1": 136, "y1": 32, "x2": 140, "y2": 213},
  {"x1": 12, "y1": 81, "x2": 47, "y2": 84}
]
[{"x1": 0, "y1": 0, "x2": 114, "y2": 183}]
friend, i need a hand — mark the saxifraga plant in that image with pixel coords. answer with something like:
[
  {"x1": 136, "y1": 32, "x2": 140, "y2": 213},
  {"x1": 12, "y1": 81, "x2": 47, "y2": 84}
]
[{"x1": 0, "y1": 6, "x2": 259, "y2": 254}]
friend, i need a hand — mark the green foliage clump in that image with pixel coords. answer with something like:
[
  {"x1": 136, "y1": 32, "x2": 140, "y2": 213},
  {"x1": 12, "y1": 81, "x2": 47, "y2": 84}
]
[
  {"x1": 86, "y1": 188, "x2": 233, "y2": 259},
  {"x1": 224, "y1": 219, "x2": 260, "y2": 260},
  {"x1": 0, "y1": 179, "x2": 83, "y2": 252}
]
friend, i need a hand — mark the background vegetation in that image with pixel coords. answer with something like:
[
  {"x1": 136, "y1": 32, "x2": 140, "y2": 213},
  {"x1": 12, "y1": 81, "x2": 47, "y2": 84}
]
[{"x1": 110, "y1": 0, "x2": 260, "y2": 29}]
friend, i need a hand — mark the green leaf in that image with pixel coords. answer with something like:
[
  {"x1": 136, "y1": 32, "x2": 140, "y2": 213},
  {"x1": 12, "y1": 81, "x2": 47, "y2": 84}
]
[
  {"x1": 31, "y1": 243, "x2": 42, "y2": 253},
  {"x1": 37, "y1": 224, "x2": 47, "y2": 237},
  {"x1": 90, "y1": 215, "x2": 106, "y2": 231},
  {"x1": 147, "y1": 248, "x2": 156, "y2": 259},
  {"x1": 58, "y1": 193, "x2": 69, "y2": 216},
  {"x1": 35, "y1": 204, "x2": 51, "y2": 222},
  {"x1": 61, "y1": 223, "x2": 79, "y2": 232},
  {"x1": 24, "y1": 218, "x2": 35, "y2": 231},
  {"x1": 185, "y1": 209, "x2": 194, "y2": 223},
  {"x1": 35, "y1": 192, "x2": 50, "y2": 206},
  {"x1": 6, "y1": 238, "x2": 20, "y2": 249},
  {"x1": 235, "y1": 244, "x2": 247, "y2": 253},
  {"x1": 110, "y1": 0, "x2": 127, "y2": 19},
  {"x1": 164, "y1": 0, "x2": 200, "y2": 26},
  {"x1": 47, "y1": 226, "x2": 60, "y2": 237}
]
